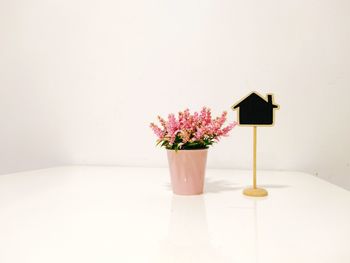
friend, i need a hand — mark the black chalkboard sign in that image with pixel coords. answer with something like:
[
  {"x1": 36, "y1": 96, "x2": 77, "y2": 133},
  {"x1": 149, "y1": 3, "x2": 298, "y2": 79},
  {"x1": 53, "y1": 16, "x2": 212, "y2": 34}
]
[{"x1": 232, "y1": 92, "x2": 279, "y2": 126}]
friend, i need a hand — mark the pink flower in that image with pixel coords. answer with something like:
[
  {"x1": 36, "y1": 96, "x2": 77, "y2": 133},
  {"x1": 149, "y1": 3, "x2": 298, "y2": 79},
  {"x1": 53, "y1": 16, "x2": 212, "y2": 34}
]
[
  {"x1": 217, "y1": 111, "x2": 228, "y2": 127},
  {"x1": 221, "y1": 122, "x2": 238, "y2": 136},
  {"x1": 167, "y1": 114, "x2": 178, "y2": 134},
  {"x1": 157, "y1": 116, "x2": 167, "y2": 129},
  {"x1": 200, "y1": 107, "x2": 211, "y2": 125},
  {"x1": 195, "y1": 127, "x2": 205, "y2": 140},
  {"x1": 180, "y1": 130, "x2": 190, "y2": 143},
  {"x1": 150, "y1": 107, "x2": 237, "y2": 150},
  {"x1": 150, "y1": 123, "x2": 163, "y2": 139}
]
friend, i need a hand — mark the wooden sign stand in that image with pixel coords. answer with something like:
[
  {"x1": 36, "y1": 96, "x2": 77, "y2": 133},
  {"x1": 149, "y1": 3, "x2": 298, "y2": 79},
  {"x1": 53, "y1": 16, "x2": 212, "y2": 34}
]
[
  {"x1": 232, "y1": 92, "x2": 279, "y2": 197},
  {"x1": 242, "y1": 126, "x2": 268, "y2": 197}
]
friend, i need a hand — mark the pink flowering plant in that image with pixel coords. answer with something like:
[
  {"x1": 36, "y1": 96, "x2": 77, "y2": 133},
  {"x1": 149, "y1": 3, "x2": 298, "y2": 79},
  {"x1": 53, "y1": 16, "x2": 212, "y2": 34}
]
[{"x1": 150, "y1": 107, "x2": 237, "y2": 151}]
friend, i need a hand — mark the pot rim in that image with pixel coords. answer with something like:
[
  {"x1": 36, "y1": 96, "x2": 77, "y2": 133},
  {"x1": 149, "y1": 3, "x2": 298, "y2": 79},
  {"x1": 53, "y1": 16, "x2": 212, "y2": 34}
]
[{"x1": 166, "y1": 148, "x2": 208, "y2": 152}]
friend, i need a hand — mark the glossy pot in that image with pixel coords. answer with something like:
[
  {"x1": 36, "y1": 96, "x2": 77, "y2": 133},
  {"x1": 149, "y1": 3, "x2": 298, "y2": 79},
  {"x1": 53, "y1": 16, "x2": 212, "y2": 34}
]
[{"x1": 167, "y1": 149, "x2": 208, "y2": 195}]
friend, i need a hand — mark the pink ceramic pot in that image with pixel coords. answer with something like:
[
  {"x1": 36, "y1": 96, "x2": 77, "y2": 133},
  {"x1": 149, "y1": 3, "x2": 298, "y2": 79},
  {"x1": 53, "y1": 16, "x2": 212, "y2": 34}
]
[{"x1": 167, "y1": 149, "x2": 208, "y2": 195}]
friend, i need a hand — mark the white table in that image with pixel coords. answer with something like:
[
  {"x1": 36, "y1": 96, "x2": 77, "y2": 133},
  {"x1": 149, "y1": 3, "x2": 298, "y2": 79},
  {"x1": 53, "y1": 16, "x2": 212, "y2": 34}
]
[{"x1": 0, "y1": 167, "x2": 349, "y2": 263}]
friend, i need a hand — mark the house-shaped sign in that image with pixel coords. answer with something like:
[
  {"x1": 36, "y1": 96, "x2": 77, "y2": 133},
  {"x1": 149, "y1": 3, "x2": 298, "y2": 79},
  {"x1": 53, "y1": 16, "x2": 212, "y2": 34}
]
[
  {"x1": 231, "y1": 91, "x2": 280, "y2": 197},
  {"x1": 232, "y1": 92, "x2": 279, "y2": 126}
]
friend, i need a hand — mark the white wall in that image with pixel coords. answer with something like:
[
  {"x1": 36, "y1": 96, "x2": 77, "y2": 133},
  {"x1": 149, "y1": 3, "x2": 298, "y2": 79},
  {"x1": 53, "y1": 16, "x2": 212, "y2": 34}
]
[{"x1": 1, "y1": 0, "x2": 350, "y2": 189}]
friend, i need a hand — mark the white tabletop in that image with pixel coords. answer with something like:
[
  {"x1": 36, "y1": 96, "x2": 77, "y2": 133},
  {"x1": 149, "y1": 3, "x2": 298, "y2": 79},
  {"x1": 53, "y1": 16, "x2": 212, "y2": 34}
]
[{"x1": 0, "y1": 166, "x2": 349, "y2": 263}]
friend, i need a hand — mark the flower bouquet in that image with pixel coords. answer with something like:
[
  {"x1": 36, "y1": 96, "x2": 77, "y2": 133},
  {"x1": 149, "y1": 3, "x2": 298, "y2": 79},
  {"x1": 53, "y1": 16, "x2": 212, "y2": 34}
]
[{"x1": 150, "y1": 107, "x2": 236, "y2": 195}]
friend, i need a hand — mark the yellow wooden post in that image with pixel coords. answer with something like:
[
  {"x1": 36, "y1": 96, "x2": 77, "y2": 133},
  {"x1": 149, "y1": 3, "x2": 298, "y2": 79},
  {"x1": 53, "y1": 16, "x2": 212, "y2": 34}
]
[
  {"x1": 253, "y1": 126, "x2": 257, "y2": 189},
  {"x1": 243, "y1": 126, "x2": 268, "y2": 197}
]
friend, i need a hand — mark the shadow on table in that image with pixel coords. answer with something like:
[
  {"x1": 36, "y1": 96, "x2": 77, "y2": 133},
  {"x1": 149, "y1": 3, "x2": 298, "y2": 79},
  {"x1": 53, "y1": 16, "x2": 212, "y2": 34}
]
[
  {"x1": 165, "y1": 180, "x2": 290, "y2": 193},
  {"x1": 204, "y1": 179, "x2": 241, "y2": 193},
  {"x1": 259, "y1": 184, "x2": 290, "y2": 189},
  {"x1": 205, "y1": 182, "x2": 291, "y2": 193},
  {"x1": 164, "y1": 179, "x2": 241, "y2": 194}
]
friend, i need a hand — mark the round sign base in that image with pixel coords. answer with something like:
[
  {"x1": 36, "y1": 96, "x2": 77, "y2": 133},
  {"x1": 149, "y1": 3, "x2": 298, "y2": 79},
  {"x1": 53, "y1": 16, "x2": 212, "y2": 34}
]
[{"x1": 243, "y1": 187, "x2": 268, "y2": 197}]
